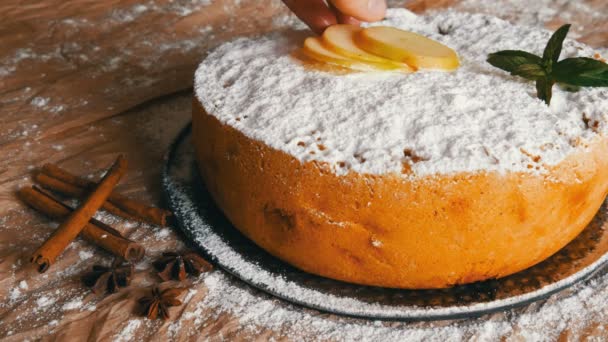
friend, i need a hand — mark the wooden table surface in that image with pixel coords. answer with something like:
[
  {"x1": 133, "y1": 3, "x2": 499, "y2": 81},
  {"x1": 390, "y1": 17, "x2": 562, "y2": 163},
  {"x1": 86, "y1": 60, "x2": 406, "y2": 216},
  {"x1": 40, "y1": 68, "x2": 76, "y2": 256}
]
[{"x1": 1, "y1": 0, "x2": 607, "y2": 340}]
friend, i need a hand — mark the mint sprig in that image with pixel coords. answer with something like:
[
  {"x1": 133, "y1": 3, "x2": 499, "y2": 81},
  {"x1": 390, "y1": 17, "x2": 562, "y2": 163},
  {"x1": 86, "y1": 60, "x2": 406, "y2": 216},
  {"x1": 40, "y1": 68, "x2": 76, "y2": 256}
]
[{"x1": 487, "y1": 24, "x2": 608, "y2": 105}]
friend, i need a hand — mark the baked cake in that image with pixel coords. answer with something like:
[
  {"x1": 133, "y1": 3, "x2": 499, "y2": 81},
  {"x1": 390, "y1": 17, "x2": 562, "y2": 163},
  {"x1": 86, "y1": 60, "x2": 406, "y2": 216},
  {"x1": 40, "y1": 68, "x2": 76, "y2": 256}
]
[{"x1": 192, "y1": 9, "x2": 608, "y2": 289}]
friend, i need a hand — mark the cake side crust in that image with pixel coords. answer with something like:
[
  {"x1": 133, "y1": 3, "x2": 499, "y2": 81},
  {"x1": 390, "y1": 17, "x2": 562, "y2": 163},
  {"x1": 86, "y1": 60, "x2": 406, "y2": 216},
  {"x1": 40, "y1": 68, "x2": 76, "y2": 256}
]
[{"x1": 193, "y1": 99, "x2": 608, "y2": 289}]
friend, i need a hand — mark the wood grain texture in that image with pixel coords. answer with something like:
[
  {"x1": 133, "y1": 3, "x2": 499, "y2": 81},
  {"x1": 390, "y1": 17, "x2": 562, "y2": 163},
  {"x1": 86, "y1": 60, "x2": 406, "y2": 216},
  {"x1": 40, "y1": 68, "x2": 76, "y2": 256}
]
[{"x1": 0, "y1": 0, "x2": 607, "y2": 340}]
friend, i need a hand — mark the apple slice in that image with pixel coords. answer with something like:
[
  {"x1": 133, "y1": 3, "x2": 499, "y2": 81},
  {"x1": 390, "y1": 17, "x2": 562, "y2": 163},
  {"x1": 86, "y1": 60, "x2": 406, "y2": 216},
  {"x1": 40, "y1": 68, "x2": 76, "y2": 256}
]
[
  {"x1": 302, "y1": 37, "x2": 410, "y2": 72},
  {"x1": 356, "y1": 26, "x2": 460, "y2": 71},
  {"x1": 322, "y1": 24, "x2": 414, "y2": 71}
]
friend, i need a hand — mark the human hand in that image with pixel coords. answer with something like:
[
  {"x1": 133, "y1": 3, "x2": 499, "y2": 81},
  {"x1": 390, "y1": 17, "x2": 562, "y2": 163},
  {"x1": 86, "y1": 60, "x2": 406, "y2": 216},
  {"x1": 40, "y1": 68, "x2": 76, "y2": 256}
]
[{"x1": 282, "y1": 0, "x2": 387, "y2": 34}]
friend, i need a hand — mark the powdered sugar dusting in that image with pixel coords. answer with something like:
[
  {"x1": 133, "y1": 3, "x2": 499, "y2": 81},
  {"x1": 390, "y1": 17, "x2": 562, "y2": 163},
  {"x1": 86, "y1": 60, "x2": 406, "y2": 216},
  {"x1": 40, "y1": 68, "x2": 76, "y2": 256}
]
[
  {"x1": 194, "y1": 9, "x2": 608, "y2": 177},
  {"x1": 456, "y1": 0, "x2": 605, "y2": 29}
]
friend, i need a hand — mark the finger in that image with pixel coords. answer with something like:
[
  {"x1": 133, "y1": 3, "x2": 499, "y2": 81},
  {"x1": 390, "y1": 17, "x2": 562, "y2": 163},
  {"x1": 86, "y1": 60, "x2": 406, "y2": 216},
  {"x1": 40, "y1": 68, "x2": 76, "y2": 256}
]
[
  {"x1": 328, "y1": 3, "x2": 361, "y2": 26},
  {"x1": 282, "y1": 0, "x2": 337, "y2": 34},
  {"x1": 329, "y1": 0, "x2": 387, "y2": 22}
]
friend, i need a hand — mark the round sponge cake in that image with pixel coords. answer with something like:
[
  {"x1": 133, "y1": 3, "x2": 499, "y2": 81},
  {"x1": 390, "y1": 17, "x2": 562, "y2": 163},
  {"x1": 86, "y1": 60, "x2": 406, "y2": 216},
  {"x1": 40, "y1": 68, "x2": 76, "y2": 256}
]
[{"x1": 192, "y1": 9, "x2": 608, "y2": 289}]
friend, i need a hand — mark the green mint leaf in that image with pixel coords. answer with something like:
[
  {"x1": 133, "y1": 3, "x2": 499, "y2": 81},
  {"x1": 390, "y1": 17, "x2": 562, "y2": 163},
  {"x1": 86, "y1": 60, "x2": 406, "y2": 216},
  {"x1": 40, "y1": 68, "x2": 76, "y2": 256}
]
[
  {"x1": 487, "y1": 24, "x2": 607, "y2": 106},
  {"x1": 487, "y1": 50, "x2": 542, "y2": 74},
  {"x1": 511, "y1": 63, "x2": 546, "y2": 80},
  {"x1": 536, "y1": 77, "x2": 554, "y2": 105},
  {"x1": 553, "y1": 57, "x2": 608, "y2": 87},
  {"x1": 542, "y1": 24, "x2": 570, "y2": 66}
]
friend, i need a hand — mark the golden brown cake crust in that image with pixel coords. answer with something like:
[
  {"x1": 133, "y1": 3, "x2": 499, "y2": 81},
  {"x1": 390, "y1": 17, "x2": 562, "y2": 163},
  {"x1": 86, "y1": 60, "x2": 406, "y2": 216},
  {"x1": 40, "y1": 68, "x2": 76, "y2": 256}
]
[{"x1": 192, "y1": 99, "x2": 608, "y2": 289}]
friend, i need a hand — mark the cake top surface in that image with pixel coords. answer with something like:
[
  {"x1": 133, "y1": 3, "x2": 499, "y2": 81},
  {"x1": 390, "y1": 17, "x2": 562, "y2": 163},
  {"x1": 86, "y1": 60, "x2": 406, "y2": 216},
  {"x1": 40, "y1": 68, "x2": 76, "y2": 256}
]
[{"x1": 194, "y1": 9, "x2": 608, "y2": 177}]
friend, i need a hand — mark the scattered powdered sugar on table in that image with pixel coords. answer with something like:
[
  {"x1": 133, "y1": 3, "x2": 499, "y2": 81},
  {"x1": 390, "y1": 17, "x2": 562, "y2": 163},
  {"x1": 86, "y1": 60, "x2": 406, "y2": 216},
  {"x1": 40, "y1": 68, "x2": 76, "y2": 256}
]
[
  {"x1": 18, "y1": 281, "x2": 28, "y2": 290},
  {"x1": 30, "y1": 97, "x2": 50, "y2": 108},
  {"x1": 78, "y1": 250, "x2": 94, "y2": 260},
  {"x1": 195, "y1": 270, "x2": 608, "y2": 341},
  {"x1": 115, "y1": 319, "x2": 143, "y2": 341},
  {"x1": 35, "y1": 296, "x2": 56, "y2": 309},
  {"x1": 9, "y1": 288, "x2": 23, "y2": 302},
  {"x1": 61, "y1": 299, "x2": 83, "y2": 311},
  {"x1": 194, "y1": 9, "x2": 608, "y2": 177}
]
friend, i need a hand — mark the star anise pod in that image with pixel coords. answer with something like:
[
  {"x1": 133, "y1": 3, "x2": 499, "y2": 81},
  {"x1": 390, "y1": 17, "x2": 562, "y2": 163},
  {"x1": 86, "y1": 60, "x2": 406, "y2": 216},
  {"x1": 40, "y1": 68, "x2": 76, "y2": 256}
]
[
  {"x1": 138, "y1": 286, "x2": 186, "y2": 320},
  {"x1": 153, "y1": 251, "x2": 213, "y2": 281},
  {"x1": 82, "y1": 261, "x2": 133, "y2": 295}
]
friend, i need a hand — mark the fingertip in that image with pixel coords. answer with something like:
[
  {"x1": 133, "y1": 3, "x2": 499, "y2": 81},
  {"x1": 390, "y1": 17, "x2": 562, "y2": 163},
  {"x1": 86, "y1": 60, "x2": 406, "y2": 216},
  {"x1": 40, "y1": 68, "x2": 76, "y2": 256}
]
[
  {"x1": 330, "y1": 0, "x2": 387, "y2": 22},
  {"x1": 309, "y1": 14, "x2": 338, "y2": 34}
]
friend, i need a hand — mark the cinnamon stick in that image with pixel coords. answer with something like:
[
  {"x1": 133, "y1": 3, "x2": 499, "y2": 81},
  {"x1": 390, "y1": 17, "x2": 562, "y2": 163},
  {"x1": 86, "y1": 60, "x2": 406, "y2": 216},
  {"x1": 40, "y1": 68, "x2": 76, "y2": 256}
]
[
  {"x1": 34, "y1": 173, "x2": 138, "y2": 221},
  {"x1": 40, "y1": 163, "x2": 172, "y2": 226},
  {"x1": 30, "y1": 155, "x2": 128, "y2": 272},
  {"x1": 19, "y1": 186, "x2": 145, "y2": 262}
]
